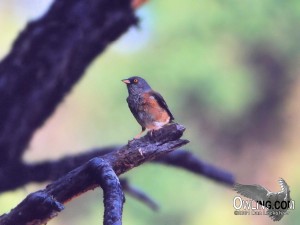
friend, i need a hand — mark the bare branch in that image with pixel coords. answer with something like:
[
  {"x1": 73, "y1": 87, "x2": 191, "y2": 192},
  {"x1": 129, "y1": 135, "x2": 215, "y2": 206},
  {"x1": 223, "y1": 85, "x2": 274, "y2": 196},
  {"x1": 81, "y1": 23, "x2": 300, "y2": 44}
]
[
  {"x1": 0, "y1": 146, "x2": 234, "y2": 194},
  {"x1": 0, "y1": 0, "x2": 137, "y2": 165},
  {"x1": 89, "y1": 158, "x2": 124, "y2": 225},
  {"x1": 0, "y1": 191, "x2": 64, "y2": 225},
  {"x1": 0, "y1": 124, "x2": 188, "y2": 225},
  {"x1": 155, "y1": 150, "x2": 234, "y2": 186},
  {"x1": 121, "y1": 179, "x2": 159, "y2": 211}
]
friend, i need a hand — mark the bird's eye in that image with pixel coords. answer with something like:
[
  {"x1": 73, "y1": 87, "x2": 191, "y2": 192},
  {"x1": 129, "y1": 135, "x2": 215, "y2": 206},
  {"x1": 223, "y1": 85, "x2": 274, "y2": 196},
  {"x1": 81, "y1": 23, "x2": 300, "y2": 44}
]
[{"x1": 133, "y1": 79, "x2": 138, "y2": 83}]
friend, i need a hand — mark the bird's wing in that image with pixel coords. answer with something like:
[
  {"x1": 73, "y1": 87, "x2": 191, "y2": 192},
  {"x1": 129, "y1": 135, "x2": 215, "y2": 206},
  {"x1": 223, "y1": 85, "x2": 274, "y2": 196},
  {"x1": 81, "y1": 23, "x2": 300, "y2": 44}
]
[
  {"x1": 234, "y1": 183, "x2": 270, "y2": 202},
  {"x1": 151, "y1": 91, "x2": 175, "y2": 121},
  {"x1": 278, "y1": 178, "x2": 291, "y2": 201},
  {"x1": 278, "y1": 178, "x2": 289, "y2": 193}
]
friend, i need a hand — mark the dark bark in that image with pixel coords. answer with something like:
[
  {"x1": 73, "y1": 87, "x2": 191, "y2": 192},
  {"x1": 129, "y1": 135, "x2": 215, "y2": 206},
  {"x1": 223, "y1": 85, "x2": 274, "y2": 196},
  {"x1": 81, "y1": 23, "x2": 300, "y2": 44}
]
[
  {"x1": 0, "y1": 191, "x2": 64, "y2": 225},
  {"x1": 0, "y1": 124, "x2": 188, "y2": 225},
  {"x1": 0, "y1": 148, "x2": 115, "y2": 192},
  {"x1": 89, "y1": 158, "x2": 124, "y2": 225},
  {"x1": 0, "y1": 146, "x2": 234, "y2": 193},
  {"x1": 0, "y1": 0, "x2": 137, "y2": 165},
  {"x1": 155, "y1": 150, "x2": 234, "y2": 186}
]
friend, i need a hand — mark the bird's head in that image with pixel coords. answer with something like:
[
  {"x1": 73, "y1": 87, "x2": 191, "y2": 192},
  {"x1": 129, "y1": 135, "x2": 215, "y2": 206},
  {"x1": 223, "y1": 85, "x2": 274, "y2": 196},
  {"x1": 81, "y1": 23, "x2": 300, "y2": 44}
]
[{"x1": 122, "y1": 76, "x2": 151, "y2": 95}]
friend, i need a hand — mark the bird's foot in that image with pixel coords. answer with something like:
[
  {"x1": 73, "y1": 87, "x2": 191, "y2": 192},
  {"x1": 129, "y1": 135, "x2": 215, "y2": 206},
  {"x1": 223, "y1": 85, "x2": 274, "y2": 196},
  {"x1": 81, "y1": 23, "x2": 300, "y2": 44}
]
[{"x1": 128, "y1": 139, "x2": 135, "y2": 144}]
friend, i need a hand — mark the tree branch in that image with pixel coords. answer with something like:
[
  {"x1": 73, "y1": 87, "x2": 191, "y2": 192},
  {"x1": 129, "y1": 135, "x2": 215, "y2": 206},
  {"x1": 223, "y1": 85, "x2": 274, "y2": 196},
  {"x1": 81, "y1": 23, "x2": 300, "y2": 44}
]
[
  {"x1": 0, "y1": 191, "x2": 64, "y2": 225},
  {"x1": 89, "y1": 158, "x2": 124, "y2": 225},
  {"x1": 0, "y1": 123, "x2": 188, "y2": 225},
  {"x1": 0, "y1": 0, "x2": 138, "y2": 166},
  {"x1": 155, "y1": 151, "x2": 234, "y2": 186},
  {"x1": 0, "y1": 142, "x2": 234, "y2": 195},
  {"x1": 120, "y1": 179, "x2": 159, "y2": 211},
  {"x1": 0, "y1": 146, "x2": 234, "y2": 194}
]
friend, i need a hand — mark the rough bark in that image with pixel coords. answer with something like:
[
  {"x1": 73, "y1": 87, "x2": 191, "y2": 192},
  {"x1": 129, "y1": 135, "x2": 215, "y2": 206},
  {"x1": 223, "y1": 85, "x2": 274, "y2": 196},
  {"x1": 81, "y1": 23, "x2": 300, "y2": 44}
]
[
  {"x1": 0, "y1": 0, "x2": 137, "y2": 165},
  {"x1": 0, "y1": 124, "x2": 189, "y2": 225}
]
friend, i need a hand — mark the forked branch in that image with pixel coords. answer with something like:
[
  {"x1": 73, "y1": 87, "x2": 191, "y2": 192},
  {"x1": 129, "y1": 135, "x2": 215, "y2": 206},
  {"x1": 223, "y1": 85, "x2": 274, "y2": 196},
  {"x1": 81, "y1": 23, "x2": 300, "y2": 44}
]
[{"x1": 0, "y1": 124, "x2": 188, "y2": 225}]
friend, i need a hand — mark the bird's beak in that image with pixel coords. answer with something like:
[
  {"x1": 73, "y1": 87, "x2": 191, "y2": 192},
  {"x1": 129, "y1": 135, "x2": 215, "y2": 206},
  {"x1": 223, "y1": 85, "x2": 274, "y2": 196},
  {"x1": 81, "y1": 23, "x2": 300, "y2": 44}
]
[{"x1": 122, "y1": 79, "x2": 130, "y2": 84}]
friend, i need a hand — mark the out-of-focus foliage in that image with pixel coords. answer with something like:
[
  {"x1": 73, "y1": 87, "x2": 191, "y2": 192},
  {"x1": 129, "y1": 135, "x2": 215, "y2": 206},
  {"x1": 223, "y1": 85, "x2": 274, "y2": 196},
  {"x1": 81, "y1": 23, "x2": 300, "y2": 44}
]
[{"x1": 0, "y1": 1, "x2": 299, "y2": 225}]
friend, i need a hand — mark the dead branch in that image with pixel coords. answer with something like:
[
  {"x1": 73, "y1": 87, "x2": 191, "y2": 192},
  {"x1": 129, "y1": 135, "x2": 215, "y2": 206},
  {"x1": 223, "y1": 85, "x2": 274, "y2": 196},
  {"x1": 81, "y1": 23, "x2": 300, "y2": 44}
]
[
  {"x1": 0, "y1": 146, "x2": 234, "y2": 194},
  {"x1": 0, "y1": 124, "x2": 188, "y2": 225},
  {"x1": 0, "y1": 0, "x2": 137, "y2": 166}
]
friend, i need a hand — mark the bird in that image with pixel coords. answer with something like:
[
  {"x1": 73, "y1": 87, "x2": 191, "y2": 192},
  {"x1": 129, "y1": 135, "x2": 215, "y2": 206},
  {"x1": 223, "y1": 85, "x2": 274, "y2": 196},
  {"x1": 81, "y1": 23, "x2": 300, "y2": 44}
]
[
  {"x1": 122, "y1": 76, "x2": 174, "y2": 139},
  {"x1": 233, "y1": 178, "x2": 291, "y2": 221}
]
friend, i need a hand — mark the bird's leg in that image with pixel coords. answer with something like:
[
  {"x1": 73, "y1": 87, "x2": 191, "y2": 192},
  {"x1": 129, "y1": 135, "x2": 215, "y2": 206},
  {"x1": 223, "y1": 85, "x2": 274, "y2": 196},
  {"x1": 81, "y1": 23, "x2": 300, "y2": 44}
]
[{"x1": 134, "y1": 127, "x2": 146, "y2": 139}]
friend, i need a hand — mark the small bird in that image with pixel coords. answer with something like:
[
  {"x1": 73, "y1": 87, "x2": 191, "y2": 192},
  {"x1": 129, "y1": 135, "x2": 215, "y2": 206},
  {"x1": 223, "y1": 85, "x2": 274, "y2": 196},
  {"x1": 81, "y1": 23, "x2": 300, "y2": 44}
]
[{"x1": 122, "y1": 76, "x2": 174, "y2": 139}]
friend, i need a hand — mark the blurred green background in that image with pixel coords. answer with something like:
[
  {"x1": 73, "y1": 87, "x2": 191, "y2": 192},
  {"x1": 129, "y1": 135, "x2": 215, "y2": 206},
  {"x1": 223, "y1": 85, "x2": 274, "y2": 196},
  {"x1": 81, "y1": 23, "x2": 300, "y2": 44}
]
[{"x1": 0, "y1": 0, "x2": 299, "y2": 224}]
